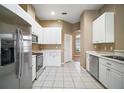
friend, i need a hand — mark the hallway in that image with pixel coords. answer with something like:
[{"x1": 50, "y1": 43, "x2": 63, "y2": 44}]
[{"x1": 33, "y1": 62, "x2": 104, "y2": 89}]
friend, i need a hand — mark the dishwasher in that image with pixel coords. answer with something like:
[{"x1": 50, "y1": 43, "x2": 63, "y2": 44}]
[{"x1": 89, "y1": 55, "x2": 99, "y2": 80}]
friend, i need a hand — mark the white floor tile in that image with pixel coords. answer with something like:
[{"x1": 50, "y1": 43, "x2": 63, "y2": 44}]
[
  {"x1": 84, "y1": 82, "x2": 98, "y2": 89},
  {"x1": 42, "y1": 80, "x2": 54, "y2": 87},
  {"x1": 74, "y1": 82, "x2": 86, "y2": 89},
  {"x1": 64, "y1": 82, "x2": 75, "y2": 88},
  {"x1": 53, "y1": 80, "x2": 63, "y2": 88},
  {"x1": 32, "y1": 62, "x2": 104, "y2": 89}
]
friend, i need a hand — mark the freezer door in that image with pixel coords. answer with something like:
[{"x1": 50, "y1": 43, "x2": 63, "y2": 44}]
[{"x1": 0, "y1": 28, "x2": 21, "y2": 89}]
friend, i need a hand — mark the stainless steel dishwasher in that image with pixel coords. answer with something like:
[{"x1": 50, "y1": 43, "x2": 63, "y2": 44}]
[{"x1": 89, "y1": 55, "x2": 99, "y2": 80}]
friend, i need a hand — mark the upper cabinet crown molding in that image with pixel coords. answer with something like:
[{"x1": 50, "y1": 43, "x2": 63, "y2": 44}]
[{"x1": 92, "y1": 12, "x2": 114, "y2": 44}]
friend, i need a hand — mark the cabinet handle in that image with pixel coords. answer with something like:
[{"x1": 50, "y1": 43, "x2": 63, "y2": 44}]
[
  {"x1": 107, "y1": 63, "x2": 111, "y2": 65},
  {"x1": 106, "y1": 68, "x2": 111, "y2": 71}
]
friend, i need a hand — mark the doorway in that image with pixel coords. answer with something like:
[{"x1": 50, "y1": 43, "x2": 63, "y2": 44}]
[
  {"x1": 64, "y1": 34, "x2": 72, "y2": 63},
  {"x1": 72, "y1": 30, "x2": 80, "y2": 62}
]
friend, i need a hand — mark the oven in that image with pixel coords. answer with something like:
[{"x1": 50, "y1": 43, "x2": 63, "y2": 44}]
[
  {"x1": 32, "y1": 34, "x2": 38, "y2": 43},
  {"x1": 36, "y1": 53, "x2": 44, "y2": 79}
]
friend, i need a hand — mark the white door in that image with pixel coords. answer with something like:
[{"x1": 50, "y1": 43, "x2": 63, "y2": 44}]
[{"x1": 64, "y1": 34, "x2": 72, "y2": 63}]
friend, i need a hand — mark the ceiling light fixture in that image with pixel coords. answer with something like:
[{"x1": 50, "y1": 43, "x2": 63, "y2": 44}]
[{"x1": 51, "y1": 11, "x2": 55, "y2": 15}]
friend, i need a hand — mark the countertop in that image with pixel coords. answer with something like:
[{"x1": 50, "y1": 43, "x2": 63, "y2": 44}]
[
  {"x1": 32, "y1": 50, "x2": 44, "y2": 55},
  {"x1": 32, "y1": 50, "x2": 62, "y2": 55},
  {"x1": 86, "y1": 51, "x2": 124, "y2": 64}
]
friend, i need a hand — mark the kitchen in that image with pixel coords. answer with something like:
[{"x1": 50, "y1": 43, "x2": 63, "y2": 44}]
[{"x1": 0, "y1": 4, "x2": 124, "y2": 89}]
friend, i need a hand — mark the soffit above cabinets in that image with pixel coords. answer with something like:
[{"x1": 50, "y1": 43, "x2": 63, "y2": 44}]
[{"x1": 32, "y1": 4, "x2": 104, "y2": 24}]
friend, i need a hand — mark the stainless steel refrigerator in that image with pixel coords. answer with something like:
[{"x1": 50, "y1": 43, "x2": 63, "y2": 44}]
[{"x1": 0, "y1": 5, "x2": 32, "y2": 89}]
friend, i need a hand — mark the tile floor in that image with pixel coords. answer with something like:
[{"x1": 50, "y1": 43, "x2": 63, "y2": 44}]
[{"x1": 33, "y1": 62, "x2": 104, "y2": 89}]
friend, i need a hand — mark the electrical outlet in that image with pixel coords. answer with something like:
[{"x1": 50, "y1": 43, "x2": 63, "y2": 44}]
[
  {"x1": 94, "y1": 45, "x2": 97, "y2": 49},
  {"x1": 110, "y1": 46, "x2": 113, "y2": 51}
]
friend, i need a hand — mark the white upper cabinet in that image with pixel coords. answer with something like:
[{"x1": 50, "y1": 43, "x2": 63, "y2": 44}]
[
  {"x1": 32, "y1": 22, "x2": 44, "y2": 44},
  {"x1": 92, "y1": 12, "x2": 114, "y2": 43},
  {"x1": 43, "y1": 27, "x2": 62, "y2": 44}
]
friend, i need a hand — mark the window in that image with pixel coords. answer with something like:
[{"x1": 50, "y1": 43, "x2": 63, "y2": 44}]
[{"x1": 75, "y1": 35, "x2": 80, "y2": 52}]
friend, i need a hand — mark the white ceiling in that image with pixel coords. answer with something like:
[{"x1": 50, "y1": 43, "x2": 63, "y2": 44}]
[{"x1": 32, "y1": 4, "x2": 103, "y2": 24}]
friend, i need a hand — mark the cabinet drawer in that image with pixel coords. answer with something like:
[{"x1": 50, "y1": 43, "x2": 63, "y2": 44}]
[{"x1": 99, "y1": 58, "x2": 124, "y2": 74}]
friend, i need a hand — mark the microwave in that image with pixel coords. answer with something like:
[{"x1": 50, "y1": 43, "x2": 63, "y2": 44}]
[{"x1": 32, "y1": 34, "x2": 38, "y2": 43}]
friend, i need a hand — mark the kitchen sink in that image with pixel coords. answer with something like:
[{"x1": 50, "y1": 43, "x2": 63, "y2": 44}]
[{"x1": 104, "y1": 55, "x2": 124, "y2": 61}]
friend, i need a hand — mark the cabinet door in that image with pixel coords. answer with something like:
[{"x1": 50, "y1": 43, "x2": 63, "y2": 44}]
[
  {"x1": 55, "y1": 28, "x2": 62, "y2": 44},
  {"x1": 105, "y1": 13, "x2": 114, "y2": 43},
  {"x1": 99, "y1": 63, "x2": 107, "y2": 86},
  {"x1": 97, "y1": 14, "x2": 106, "y2": 43},
  {"x1": 92, "y1": 20, "x2": 98, "y2": 43},
  {"x1": 92, "y1": 16, "x2": 105, "y2": 43},
  {"x1": 38, "y1": 30, "x2": 43, "y2": 44},
  {"x1": 99, "y1": 58, "x2": 124, "y2": 89},
  {"x1": 43, "y1": 28, "x2": 61, "y2": 44},
  {"x1": 111, "y1": 69, "x2": 123, "y2": 89},
  {"x1": 54, "y1": 52, "x2": 61, "y2": 66},
  {"x1": 99, "y1": 63, "x2": 111, "y2": 88},
  {"x1": 32, "y1": 25, "x2": 37, "y2": 35},
  {"x1": 44, "y1": 51, "x2": 61, "y2": 66},
  {"x1": 105, "y1": 67, "x2": 112, "y2": 88},
  {"x1": 43, "y1": 28, "x2": 54, "y2": 44}
]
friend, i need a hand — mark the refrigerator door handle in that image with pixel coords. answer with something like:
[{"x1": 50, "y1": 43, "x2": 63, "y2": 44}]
[
  {"x1": 20, "y1": 29, "x2": 24, "y2": 77},
  {"x1": 15, "y1": 28, "x2": 22, "y2": 79},
  {"x1": 0, "y1": 40, "x2": 1, "y2": 66}
]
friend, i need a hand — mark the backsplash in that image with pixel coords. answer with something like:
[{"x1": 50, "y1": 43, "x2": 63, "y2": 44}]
[
  {"x1": 39, "y1": 44, "x2": 62, "y2": 50},
  {"x1": 93, "y1": 43, "x2": 115, "y2": 51},
  {"x1": 32, "y1": 44, "x2": 40, "y2": 51}
]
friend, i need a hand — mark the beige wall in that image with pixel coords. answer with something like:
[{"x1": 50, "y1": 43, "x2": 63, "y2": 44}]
[
  {"x1": 80, "y1": 10, "x2": 100, "y2": 68},
  {"x1": 72, "y1": 30, "x2": 80, "y2": 56},
  {"x1": 100, "y1": 4, "x2": 124, "y2": 50},
  {"x1": 80, "y1": 4, "x2": 124, "y2": 68},
  {"x1": 19, "y1": 4, "x2": 35, "y2": 20},
  {"x1": 19, "y1": 4, "x2": 40, "y2": 24},
  {"x1": 39, "y1": 20, "x2": 63, "y2": 27},
  {"x1": 94, "y1": 4, "x2": 124, "y2": 51},
  {"x1": 72, "y1": 22, "x2": 80, "y2": 32}
]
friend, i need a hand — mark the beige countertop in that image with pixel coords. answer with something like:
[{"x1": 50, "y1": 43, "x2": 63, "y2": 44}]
[
  {"x1": 86, "y1": 51, "x2": 124, "y2": 64},
  {"x1": 32, "y1": 49, "x2": 62, "y2": 55}
]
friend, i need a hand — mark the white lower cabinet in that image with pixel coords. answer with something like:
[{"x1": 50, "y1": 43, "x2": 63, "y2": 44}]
[
  {"x1": 99, "y1": 58, "x2": 124, "y2": 89},
  {"x1": 43, "y1": 50, "x2": 61, "y2": 66},
  {"x1": 32, "y1": 55, "x2": 36, "y2": 81},
  {"x1": 111, "y1": 69, "x2": 124, "y2": 88}
]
